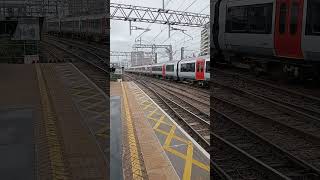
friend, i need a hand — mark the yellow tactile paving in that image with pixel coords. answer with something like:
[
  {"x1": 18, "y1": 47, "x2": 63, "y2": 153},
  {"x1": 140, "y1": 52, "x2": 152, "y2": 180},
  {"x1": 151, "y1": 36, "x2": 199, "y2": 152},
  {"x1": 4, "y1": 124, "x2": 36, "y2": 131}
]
[
  {"x1": 128, "y1": 82, "x2": 210, "y2": 180},
  {"x1": 123, "y1": 82, "x2": 179, "y2": 180},
  {"x1": 35, "y1": 64, "x2": 70, "y2": 179},
  {"x1": 121, "y1": 82, "x2": 144, "y2": 179}
]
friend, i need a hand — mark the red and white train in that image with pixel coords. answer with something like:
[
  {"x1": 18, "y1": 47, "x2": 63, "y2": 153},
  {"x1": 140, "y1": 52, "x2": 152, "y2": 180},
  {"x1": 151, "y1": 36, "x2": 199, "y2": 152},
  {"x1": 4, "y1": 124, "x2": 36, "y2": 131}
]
[
  {"x1": 212, "y1": 0, "x2": 320, "y2": 79},
  {"x1": 126, "y1": 55, "x2": 210, "y2": 85},
  {"x1": 46, "y1": 14, "x2": 107, "y2": 43}
]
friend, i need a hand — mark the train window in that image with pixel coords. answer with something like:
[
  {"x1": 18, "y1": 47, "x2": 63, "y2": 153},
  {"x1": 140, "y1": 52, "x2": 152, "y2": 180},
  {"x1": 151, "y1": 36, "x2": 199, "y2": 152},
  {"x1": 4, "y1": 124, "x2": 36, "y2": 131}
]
[
  {"x1": 166, "y1": 65, "x2": 174, "y2": 72},
  {"x1": 279, "y1": 3, "x2": 287, "y2": 34},
  {"x1": 187, "y1": 63, "x2": 195, "y2": 72},
  {"x1": 180, "y1": 63, "x2": 194, "y2": 72},
  {"x1": 306, "y1": 0, "x2": 320, "y2": 35},
  {"x1": 248, "y1": 4, "x2": 273, "y2": 33},
  {"x1": 206, "y1": 61, "x2": 210, "y2": 73},
  {"x1": 226, "y1": 3, "x2": 273, "y2": 34},
  {"x1": 226, "y1": 6, "x2": 247, "y2": 32},
  {"x1": 181, "y1": 63, "x2": 188, "y2": 72},
  {"x1": 152, "y1": 66, "x2": 162, "y2": 71},
  {"x1": 290, "y1": 2, "x2": 299, "y2": 35}
]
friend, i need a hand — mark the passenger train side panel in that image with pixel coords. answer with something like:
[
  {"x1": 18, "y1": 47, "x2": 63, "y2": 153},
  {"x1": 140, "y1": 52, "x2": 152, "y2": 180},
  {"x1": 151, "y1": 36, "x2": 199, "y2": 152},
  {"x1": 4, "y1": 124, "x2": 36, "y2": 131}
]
[
  {"x1": 223, "y1": 0, "x2": 275, "y2": 57},
  {"x1": 218, "y1": 0, "x2": 228, "y2": 51},
  {"x1": 274, "y1": 0, "x2": 304, "y2": 59},
  {"x1": 301, "y1": 0, "x2": 320, "y2": 62},
  {"x1": 196, "y1": 59, "x2": 205, "y2": 80}
]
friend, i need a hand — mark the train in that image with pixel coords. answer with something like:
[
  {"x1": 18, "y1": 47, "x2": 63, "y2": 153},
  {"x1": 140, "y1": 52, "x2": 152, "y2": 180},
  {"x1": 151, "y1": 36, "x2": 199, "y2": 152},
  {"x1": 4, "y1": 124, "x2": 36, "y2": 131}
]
[
  {"x1": 126, "y1": 55, "x2": 210, "y2": 86},
  {"x1": 46, "y1": 14, "x2": 107, "y2": 43},
  {"x1": 212, "y1": 0, "x2": 320, "y2": 80}
]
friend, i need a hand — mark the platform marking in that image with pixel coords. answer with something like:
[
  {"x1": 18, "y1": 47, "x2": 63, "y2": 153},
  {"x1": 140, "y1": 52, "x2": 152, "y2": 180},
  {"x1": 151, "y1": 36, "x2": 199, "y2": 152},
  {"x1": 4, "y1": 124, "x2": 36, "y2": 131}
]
[
  {"x1": 55, "y1": 64, "x2": 108, "y2": 160},
  {"x1": 128, "y1": 82, "x2": 210, "y2": 179},
  {"x1": 96, "y1": 126, "x2": 108, "y2": 138},
  {"x1": 121, "y1": 82, "x2": 143, "y2": 179},
  {"x1": 35, "y1": 64, "x2": 70, "y2": 179}
]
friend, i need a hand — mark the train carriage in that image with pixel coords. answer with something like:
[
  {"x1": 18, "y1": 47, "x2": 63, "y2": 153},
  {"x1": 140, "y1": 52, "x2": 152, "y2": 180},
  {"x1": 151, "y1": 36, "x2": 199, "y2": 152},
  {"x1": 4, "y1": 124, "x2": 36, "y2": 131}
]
[
  {"x1": 164, "y1": 62, "x2": 177, "y2": 80},
  {"x1": 212, "y1": 0, "x2": 320, "y2": 79},
  {"x1": 125, "y1": 55, "x2": 210, "y2": 86},
  {"x1": 46, "y1": 14, "x2": 107, "y2": 43}
]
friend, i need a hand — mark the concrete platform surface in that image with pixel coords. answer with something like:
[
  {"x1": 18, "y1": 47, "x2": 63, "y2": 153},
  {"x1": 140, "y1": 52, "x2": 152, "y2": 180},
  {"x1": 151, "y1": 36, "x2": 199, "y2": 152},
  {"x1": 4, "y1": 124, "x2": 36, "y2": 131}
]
[{"x1": 112, "y1": 81, "x2": 210, "y2": 180}]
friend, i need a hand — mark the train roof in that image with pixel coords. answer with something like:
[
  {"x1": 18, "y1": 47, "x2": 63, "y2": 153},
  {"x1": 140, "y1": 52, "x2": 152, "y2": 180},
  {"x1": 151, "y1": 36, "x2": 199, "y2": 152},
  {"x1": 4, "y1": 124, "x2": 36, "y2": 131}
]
[{"x1": 151, "y1": 55, "x2": 210, "y2": 66}]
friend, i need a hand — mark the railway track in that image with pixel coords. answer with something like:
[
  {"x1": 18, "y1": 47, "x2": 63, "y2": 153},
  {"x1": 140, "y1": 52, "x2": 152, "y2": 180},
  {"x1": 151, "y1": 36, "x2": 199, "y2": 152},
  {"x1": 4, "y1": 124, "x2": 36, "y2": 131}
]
[
  {"x1": 46, "y1": 35, "x2": 109, "y2": 61},
  {"x1": 132, "y1": 74, "x2": 209, "y2": 100},
  {"x1": 213, "y1": 109, "x2": 320, "y2": 179},
  {"x1": 213, "y1": 69, "x2": 320, "y2": 119},
  {"x1": 41, "y1": 38, "x2": 108, "y2": 92},
  {"x1": 133, "y1": 75, "x2": 210, "y2": 115},
  {"x1": 213, "y1": 93, "x2": 320, "y2": 167},
  {"x1": 213, "y1": 80, "x2": 320, "y2": 138}
]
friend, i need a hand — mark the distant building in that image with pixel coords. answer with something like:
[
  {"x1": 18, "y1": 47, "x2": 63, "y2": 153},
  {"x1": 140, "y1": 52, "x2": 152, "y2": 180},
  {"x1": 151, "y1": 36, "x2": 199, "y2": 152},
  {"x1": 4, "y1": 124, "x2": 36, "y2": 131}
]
[
  {"x1": 111, "y1": 60, "x2": 129, "y2": 69},
  {"x1": 67, "y1": 0, "x2": 106, "y2": 16},
  {"x1": 0, "y1": 0, "x2": 62, "y2": 18},
  {"x1": 130, "y1": 51, "x2": 155, "y2": 67},
  {"x1": 200, "y1": 22, "x2": 210, "y2": 56}
]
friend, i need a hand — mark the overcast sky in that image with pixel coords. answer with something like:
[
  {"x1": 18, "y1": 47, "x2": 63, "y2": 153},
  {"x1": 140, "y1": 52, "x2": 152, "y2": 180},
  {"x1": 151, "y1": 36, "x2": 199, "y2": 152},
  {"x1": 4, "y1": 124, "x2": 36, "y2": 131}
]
[{"x1": 110, "y1": 0, "x2": 210, "y2": 63}]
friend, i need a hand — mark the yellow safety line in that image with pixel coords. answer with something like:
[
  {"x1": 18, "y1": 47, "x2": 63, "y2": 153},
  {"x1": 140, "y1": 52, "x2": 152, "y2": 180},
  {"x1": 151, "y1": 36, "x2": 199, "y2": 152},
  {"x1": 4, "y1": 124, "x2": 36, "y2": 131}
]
[
  {"x1": 143, "y1": 102, "x2": 154, "y2": 110},
  {"x1": 165, "y1": 146, "x2": 209, "y2": 171},
  {"x1": 183, "y1": 141, "x2": 194, "y2": 180},
  {"x1": 132, "y1": 83, "x2": 210, "y2": 178},
  {"x1": 163, "y1": 125, "x2": 176, "y2": 148},
  {"x1": 162, "y1": 125, "x2": 194, "y2": 179},
  {"x1": 35, "y1": 64, "x2": 69, "y2": 179},
  {"x1": 96, "y1": 126, "x2": 108, "y2": 138},
  {"x1": 147, "y1": 108, "x2": 159, "y2": 118},
  {"x1": 155, "y1": 128, "x2": 189, "y2": 144},
  {"x1": 121, "y1": 82, "x2": 143, "y2": 178},
  {"x1": 153, "y1": 115, "x2": 165, "y2": 130},
  {"x1": 149, "y1": 117, "x2": 173, "y2": 127},
  {"x1": 157, "y1": 128, "x2": 209, "y2": 171}
]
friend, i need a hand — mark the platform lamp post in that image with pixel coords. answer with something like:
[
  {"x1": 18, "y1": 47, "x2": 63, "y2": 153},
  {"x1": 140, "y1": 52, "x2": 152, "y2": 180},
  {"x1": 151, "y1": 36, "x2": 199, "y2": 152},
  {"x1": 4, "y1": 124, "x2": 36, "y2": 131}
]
[{"x1": 121, "y1": 66, "x2": 124, "y2": 81}]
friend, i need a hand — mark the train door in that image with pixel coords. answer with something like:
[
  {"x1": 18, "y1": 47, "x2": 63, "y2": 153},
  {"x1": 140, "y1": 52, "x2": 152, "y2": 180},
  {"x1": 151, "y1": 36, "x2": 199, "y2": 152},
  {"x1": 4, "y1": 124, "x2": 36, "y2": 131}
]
[
  {"x1": 274, "y1": 0, "x2": 304, "y2": 59},
  {"x1": 196, "y1": 59, "x2": 205, "y2": 80},
  {"x1": 162, "y1": 64, "x2": 166, "y2": 79}
]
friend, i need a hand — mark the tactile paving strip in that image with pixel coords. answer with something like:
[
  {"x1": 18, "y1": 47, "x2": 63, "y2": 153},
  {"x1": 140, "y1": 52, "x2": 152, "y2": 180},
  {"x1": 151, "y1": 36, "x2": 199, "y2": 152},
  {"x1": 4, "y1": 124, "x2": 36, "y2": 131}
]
[
  {"x1": 54, "y1": 63, "x2": 108, "y2": 159},
  {"x1": 128, "y1": 82, "x2": 210, "y2": 180},
  {"x1": 35, "y1": 64, "x2": 71, "y2": 179},
  {"x1": 121, "y1": 82, "x2": 149, "y2": 180}
]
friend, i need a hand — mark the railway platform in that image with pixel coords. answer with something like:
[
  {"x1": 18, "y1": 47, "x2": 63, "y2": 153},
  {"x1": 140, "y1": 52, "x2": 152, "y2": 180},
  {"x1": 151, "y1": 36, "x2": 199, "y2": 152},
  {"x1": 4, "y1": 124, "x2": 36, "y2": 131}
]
[
  {"x1": 0, "y1": 63, "x2": 108, "y2": 179},
  {"x1": 111, "y1": 81, "x2": 210, "y2": 180}
]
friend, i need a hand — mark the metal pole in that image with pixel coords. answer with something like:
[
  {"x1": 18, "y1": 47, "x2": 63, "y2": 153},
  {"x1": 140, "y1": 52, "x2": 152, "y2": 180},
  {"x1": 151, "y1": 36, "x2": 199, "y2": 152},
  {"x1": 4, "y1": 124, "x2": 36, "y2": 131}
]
[
  {"x1": 181, "y1": 47, "x2": 184, "y2": 60},
  {"x1": 168, "y1": 45, "x2": 173, "y2": 61},
  {"x1": 163, "y1": 0, "x2": 165, "y2": 9},
  {"x1": 129, "y1": 21, "x2": 131, "y2": 35}
]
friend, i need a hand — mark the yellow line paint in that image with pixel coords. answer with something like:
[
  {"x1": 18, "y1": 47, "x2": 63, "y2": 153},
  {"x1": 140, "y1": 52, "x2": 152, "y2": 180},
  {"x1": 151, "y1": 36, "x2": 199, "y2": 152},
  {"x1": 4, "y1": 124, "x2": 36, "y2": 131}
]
[
  {"x1": 147, "y1": 108, "x2": 158, "y2": 118},
  {"x1": 35, "y1": 64, "x2": 69, "y2": 179},
  {"x1": 131, "y1": 82, "x2": 210, "y2": 176},
  {"x1": 143, "y1": 102, "x2": 154, "y2": 110},
  {"x1": 183, "y1": 141, "x2": 194, "y2": 180},
  {"x1": 165, "y1": 147, "x2": 209, "y2": 172},
  {"x1": 155, "y1": 129, "x2": 189, "y2": 144},
  {"x1": 163, "y1": 125, "x2": 176, "y2": 148},
  {"x1": 121, "y1": 82, "x2": 143, "y2": 178},
  {"x1": 96, "y1": 126, "x2": 108, "y2": 138},
  {"x1": 153, "y1": 115, "x2": 165, "y2": 129}
]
